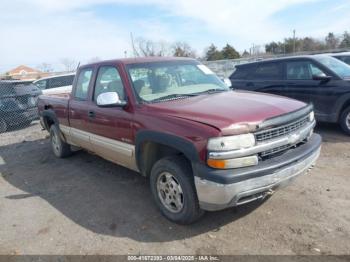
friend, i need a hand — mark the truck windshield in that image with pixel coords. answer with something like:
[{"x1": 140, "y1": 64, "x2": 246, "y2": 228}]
[
  {"x1": 314, "y1": 55, "x2": 350, "y2": 79},
  {"x1": 127, "y1": 61, "x2": 228, "y2": 103}
]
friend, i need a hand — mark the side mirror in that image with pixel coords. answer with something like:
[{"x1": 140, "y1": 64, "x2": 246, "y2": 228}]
[
  {"x1": 96, "y1": 92, "x2": 127, "y2": 107},
  {"x1": 312, "y1": 74, "x2": 332, "y2": 82},
  {"x1": 223, "y1": 78, "x2": 232, "y2": 88}
]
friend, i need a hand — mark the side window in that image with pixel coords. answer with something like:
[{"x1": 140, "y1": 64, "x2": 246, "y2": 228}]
[
  {"x1": 67, "y1": 75, "x2": 75, "y2": 85},
  {"x1": 35, "y1": 80, "x2": 47, "y2": 90},
  {"x1": 230, "y1": 67, "x2": 250, "y2": 79},
  {"x1": 310, "y1": 64, "x2": 326, "y2": 77},
  {"x1": 287, "y1": 61, "x2": 311, "y2": 80},
  {"x1": 341, "y1": 57, "x2": 350, "y2": 65},
  {"x1": 74, "y1": 69, "x2": 93, "y2": 100},
  {"x1": 94, "y1": 66, "x2": 125, "y2": 101},
  {"x1": 252, "y1": 63, "x2": 282, "y2": 80},
  {"x1": 48, "y1": 75, "x2": 75, "y2": 89},
  {"x1": 48, "y1": 77, "x2": 61, "y2": 89},
  {"x1": 287, "y1": 61, "x2": 326, "y2": 80}
]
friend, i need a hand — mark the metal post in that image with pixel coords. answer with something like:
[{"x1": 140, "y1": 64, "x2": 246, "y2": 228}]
[{"x1": 293, "y1": 29, "x2": 296, "y2": 53}]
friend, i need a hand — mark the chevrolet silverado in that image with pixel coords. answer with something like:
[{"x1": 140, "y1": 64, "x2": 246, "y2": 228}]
[{"x1": 38, "y1": 57, "x2": 321, "y2": 224}]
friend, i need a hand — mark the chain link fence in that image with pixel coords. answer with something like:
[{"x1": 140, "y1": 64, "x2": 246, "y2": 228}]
[
  {"x1": 203, "y1": 57, "x2": 259, "y2": 78},
  {"x1": 0, "y1": 72, "x2": 76, "y2": 137},
  {"x1": 0, "y1": 80, "x2": 41, "y2": 134}
]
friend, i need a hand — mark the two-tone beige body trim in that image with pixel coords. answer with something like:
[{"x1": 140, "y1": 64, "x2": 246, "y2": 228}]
[{"x1": 60, "y1": 125, "x2": 138, "y2": 171}]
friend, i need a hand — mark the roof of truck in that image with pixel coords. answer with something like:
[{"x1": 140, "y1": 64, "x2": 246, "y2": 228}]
[{"x1": 80, "y1": 56, "x2": 196, "y2": 68}]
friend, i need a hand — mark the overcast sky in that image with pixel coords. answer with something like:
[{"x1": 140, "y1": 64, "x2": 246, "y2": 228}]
[{"x1": 1, "y1": 0, "x2": 350, "y2": 72}]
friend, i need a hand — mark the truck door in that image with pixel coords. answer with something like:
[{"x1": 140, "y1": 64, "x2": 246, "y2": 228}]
[
  {"x1": 68, "y1": 67, "x2": 95, "y2": 150},
  {"x1": 87, "y1": 65, "x2": 137, "y2": 171}
]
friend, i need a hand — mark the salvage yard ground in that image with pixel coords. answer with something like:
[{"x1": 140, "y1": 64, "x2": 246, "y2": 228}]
[{"x1": 0, "y1": 122, "x2": 349, "y2": 255}]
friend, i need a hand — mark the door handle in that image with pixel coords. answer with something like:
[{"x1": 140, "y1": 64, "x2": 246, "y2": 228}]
[{"x1": 88, "y1": 110, "x2": 95, "y2": 118}]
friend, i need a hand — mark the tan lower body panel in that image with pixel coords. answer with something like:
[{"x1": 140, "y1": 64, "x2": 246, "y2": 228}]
[{"x1": 59, "y1": 125, "x2": 138, "y2": 172}]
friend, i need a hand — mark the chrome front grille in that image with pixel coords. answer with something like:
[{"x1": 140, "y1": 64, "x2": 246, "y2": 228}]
[
  {"x1": 260, "y1": 144, "x2": 292, "y2": 158},
  {"x1": 255, "y1": 115, "x2": 309, "y2": 142}
]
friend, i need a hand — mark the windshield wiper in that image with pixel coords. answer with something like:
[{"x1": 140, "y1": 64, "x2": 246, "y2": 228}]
[
  {"x1": 191, "y1": 89, "x2": 227, "y2": 96},
  {"x1": 152, "y1": 93, "x2": 197, "y2": 102}
]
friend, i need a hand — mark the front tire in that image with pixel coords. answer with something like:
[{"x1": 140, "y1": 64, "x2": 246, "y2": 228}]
[
  {"x1": 50, "y1": 125, "x2": 72, "y2": 158},
  {"x1": 340, "y1": 106, "x2": 350, "y2": 135},
  {"x1": 150, "y1": 156, "x2": 204, "y2": 224}
]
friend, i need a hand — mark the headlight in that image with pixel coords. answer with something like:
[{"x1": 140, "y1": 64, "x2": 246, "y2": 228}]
[
  {"x1": 309, "y1": 111, "x2": 315, "y2": 122},
  {"x1": 207, "y1": 133, "x2": 257, "y2": 169},
  {"x1": 207, "y1": 133, "x2": 255, "y2": 151}
]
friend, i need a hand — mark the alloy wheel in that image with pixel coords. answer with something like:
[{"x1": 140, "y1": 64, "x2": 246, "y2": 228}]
[
  {"x1": 51, "y1": 130, "x2": 60, "y2": 155},
  {"x1": 346, "y1": 112, "x2": 350, "y2": 130},
  {"x1": 156, "y1": 172, "x2": 184, "y2": 213}
]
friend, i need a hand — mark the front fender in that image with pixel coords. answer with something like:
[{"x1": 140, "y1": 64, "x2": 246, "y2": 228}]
[{"x1": 135, "y1": 130, "x2": 200, "y2": 175}]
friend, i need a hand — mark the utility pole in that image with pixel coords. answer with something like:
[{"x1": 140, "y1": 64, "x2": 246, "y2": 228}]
[{"x1": 293, "y1": 29, "x2": 296, "y2": 53}]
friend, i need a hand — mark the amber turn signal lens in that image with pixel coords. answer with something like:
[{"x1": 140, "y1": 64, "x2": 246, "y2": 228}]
[
  {"x1": 207, "y1": 156, "x2": 258, "y2": 169},
  {"x1": 207, "y1": 159, "x2": 226, "y2": 169}
]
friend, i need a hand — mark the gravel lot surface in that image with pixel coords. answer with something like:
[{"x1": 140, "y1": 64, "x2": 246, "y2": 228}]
[{"x1": 0, "y1": 122, "x2": 349, "y2": 255}]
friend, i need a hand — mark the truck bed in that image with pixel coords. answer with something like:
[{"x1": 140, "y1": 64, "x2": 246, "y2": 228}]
[{"x1": 37, "y1": 93, "x2": 71, "y2": 127}]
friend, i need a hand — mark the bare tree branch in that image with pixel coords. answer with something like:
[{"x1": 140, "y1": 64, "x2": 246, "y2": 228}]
[
  {"x1": 61, "y1": 58, "x2": 78, "y2": 72},
  {"x1": 37, "y1": 63, "x2": 53, "y2": 72}
]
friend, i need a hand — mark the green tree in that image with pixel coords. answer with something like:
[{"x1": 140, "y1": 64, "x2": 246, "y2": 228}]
[
  {"x1": 205, "y1": 44, "x2": 224, "y2": 61},
  {"x1": 325, "y1": 32, "x2": 339, "y2": 49},
  {"x1": 221, "y1": 44, "x2": 240, "y2": 59},
  {"x1": 301, "y1": 37, "x2": 326, "y2": 52},
  {"x1": 340, "y1": 31, "x2": 350, "y2": 48},
  {"x1": 172, "y1": 42, "x2": 196, "y2": 58},
  {"x1": 265, "y1": 41, "x2": 284, "y2": 54},
  {"x1": 242, "y1": 50, "x2": 250, "y2": 57}
]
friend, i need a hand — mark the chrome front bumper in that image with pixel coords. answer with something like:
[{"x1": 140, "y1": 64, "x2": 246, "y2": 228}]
[{"x1": 195, "y1": 146, "x2": 321, "y2": 211}]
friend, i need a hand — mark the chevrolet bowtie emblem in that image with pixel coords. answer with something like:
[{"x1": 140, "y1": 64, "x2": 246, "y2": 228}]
[{"x1": 288, "y1": 133, "x2": 300, "y2": 144}]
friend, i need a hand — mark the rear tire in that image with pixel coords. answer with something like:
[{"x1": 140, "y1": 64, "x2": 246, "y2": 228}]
[
  {"x1": 340, "y1": 106, "x2": 350, "y2": 135},
  {"x1": 50, "y1": 125, "x2": 72, "y2": 158},
  {"x1": 150, "y1": 156, "x2": 204, "y2": 224}
]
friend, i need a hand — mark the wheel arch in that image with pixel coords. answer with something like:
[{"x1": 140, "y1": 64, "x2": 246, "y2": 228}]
[
  {"x1": 135, "y1": 131, "x2": 199, "y2": 177},
  {"x1": 335, "y1": 94, "x2": 350, "y2": 122},
  {"x1": 41, "y1": 109, "x2": 59, "y2": 130}
]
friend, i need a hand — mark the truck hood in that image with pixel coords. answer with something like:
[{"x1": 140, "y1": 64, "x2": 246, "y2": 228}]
[{"x1": 147, "y1": 90, "x2": 307, "y2": 135}]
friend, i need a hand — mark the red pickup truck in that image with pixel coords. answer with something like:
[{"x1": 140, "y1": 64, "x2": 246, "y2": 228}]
[{"x1": 38, "y1": 57, "x2": 321, "y2": 224}]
